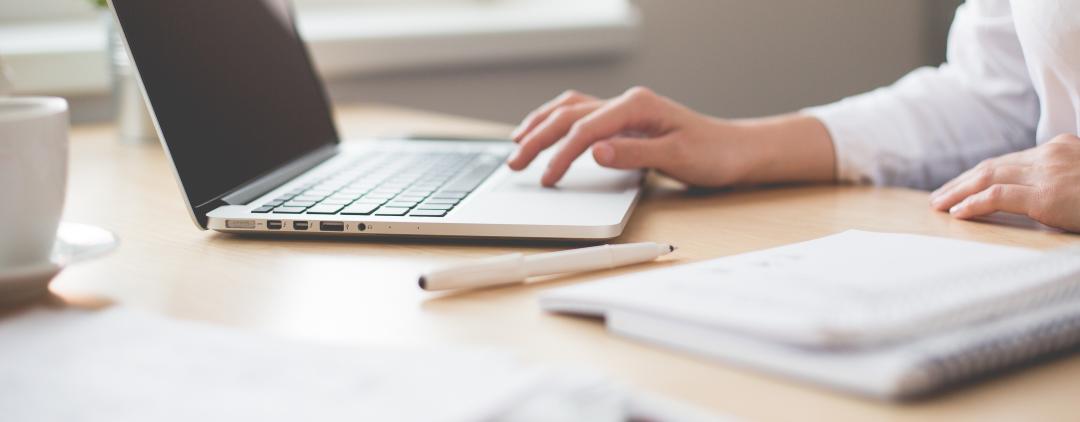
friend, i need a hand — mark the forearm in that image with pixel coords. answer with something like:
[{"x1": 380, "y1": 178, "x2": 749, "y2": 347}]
[{"x1": 728, "y1": 113, "x2": 837, "y2": 185}]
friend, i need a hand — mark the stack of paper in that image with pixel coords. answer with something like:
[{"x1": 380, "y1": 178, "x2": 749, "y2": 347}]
[{"x1": 540, "y1": 230, "x2": 1080, "y2": 399}]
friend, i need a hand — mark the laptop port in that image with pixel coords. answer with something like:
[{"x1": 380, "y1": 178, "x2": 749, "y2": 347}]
[
  {"x1": 320, "y1": 221, "x2": 345, "y2": 232},
  {"x1": 293, "y1": 221, "x2": 309, "y2": 231},
  {"x1": 267, "y1": 220, "x2": 283, "y2": 230},
  {"x1": 226, "y1": 220, "x2": 256, "y2": 229},
  {"x1": 357, "y1": 223, "x2": 367, "y2": 232}
]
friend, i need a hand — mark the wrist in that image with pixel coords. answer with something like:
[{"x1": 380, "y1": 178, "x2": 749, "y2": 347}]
[{"x1": 729, "y1": 114, "x2": 837, "y2": 185}]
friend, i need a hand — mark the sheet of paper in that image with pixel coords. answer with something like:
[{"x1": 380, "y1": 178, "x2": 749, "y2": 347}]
[
  {"x1": 678, "y1": 230, "x2": 1039, "y2": 294},
  {"x1": 0, "y1": 307, "x2": 726, "y2": 422}
]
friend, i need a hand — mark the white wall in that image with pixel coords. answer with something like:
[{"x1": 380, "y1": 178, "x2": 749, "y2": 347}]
[
  {"x1": 321, "y1": 0, "x2": 960, "y2": 125},
  {"x1": 65, "y1": 0, "x2": 961, "y2": 125}
]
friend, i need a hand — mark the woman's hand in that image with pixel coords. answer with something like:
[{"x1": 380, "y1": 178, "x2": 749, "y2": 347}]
[
  {"x1": 930, "y1": 134, "x2": 1080, "y2": 232},
  {"x1": 506, "y1": 87, "x2": 837, "y2": 187}
]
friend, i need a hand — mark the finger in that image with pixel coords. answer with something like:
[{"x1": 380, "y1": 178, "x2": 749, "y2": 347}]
[
  {"x1": 931, "y1": 150, "x2": 1036, "y2": 200},
  {"x1": 592, "y1": 136, "x2": 675, "y2": 169},
  {"x1": 542, "y1": 88, "x2": 664, "y2": 186},
  {"x1": 511, "y1": 90, "x2": 597, "y2": 142},
  {"x1": 506, "y1": 101, "x2": 602, "y2": 170},
  {"x1": 949, "y1": 184, "x2": 1036, "y2": 220},
  {"x1": 930, "y1": 165, "x2": 1030, "y2": 211}
]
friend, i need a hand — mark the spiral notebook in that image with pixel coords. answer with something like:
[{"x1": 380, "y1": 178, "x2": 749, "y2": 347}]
[{"x1": 539, "y1": 230, "x2": 1080, "y2": 399}]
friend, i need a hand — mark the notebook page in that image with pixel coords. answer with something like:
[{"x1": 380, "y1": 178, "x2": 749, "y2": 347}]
[{"x1": 540, "y1": 230, "x2": 1042, "y2": 348}]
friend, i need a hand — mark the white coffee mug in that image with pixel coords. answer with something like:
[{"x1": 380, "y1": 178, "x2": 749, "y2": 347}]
[{"x1": 0, "y1": 97, "x2": 69, "y2": 270}]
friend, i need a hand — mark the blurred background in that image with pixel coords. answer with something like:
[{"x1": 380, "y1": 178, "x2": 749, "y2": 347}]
[{"x1": 0, "y1": 0, "x2": 963, "y2": 126}]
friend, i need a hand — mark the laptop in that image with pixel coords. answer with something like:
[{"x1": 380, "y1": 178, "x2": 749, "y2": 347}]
[{"x1": 109, "y1": 0, "x2": 642, "y2": 240}]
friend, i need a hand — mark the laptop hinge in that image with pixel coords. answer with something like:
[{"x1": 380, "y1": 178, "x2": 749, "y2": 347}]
[{"x1": 220, "y1": 144, "x2": 339, "y2": 206}]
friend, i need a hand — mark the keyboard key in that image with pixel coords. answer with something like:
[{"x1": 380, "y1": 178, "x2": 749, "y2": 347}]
[
  {"x1": 423, "y1": 198, "x2": 459, "y2": 205},
  {"x1": 338, "y1": 188, "x2": 368, "y2": 195},
  {"x1": 314, "y1": 183, "x2": 343, "y2": 191},
  {"x1": 306, "y1": 204, "x2": 344, "y2": 214},
  {"x1": 374, "y1": 207, "x2": 410, "y2": 216},
  {"x1": 355, "y1": 197, "x2": 388, "y2": 205},
  {"x1": 283, "y1": 200, "x2": 316, "y2": 207},
  {"x1": 416, "y1": 203, "x2": 453, "y2": 211},
  {"x1": 273, "y1": 206, "x2": 306, "y2": 214},
  {"x1": 341, "y1": 204, "x2": 379, "y2": 215},
  {"x1": 431, "y1": 192, "x2": 467, "y2": 200},
  {"x1": 386, "y1": 201, "x2": 418, "y2": 208},
  {"x1": 320, "y1": 198, "x2": 353, "y2": 205},
  {"x1": 348, "y1": 182, "x2": 378, "y2": 190},
  {"x1": 443, "y1": 165, "x2": 498, "y2": 191},
  {"x1": 410, "y1": 209, "x2": 448, "y2": 217},
  {"x1": 252, "y1": 205, "x2": 275, "y2": 213},
  {"x1": 363, "y1": 192, "x2": 396, "y2": 199}
]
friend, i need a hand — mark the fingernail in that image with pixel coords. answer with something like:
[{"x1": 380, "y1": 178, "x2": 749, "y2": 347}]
[
  {"x1": 507, "y1": 149, "x2": 520, "y2": 164},
  {"x1": 593, "y1": 143, "x2": 615, "y2": 166},
  {"x1": 949, "y1": 203, "x2": 963, "y2": 214},
  {"x1": 541, "y1": 168, "x2": 557, "y2": 186}
]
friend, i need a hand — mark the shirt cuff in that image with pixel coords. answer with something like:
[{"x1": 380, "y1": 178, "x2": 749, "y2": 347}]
[{"x1": 802, "y1": 101, "x2": 877, "y2": 185}]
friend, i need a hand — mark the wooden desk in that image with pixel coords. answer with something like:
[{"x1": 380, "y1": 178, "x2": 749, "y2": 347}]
[{"x1": 54, "y1": 104, "x2": 1080, "y2": 421}]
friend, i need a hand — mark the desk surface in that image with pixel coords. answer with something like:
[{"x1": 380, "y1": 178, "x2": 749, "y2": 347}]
[{"x1": 56, "y1": 104, "x2": 1080, "y2": 421}]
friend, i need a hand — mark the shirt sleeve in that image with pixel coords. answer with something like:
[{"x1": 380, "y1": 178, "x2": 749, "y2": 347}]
[{"x1": 803, "y1": 0, "x2": 1039, "y2": 190}]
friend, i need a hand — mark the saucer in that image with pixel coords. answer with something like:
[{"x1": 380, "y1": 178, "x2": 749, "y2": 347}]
[{"x1": 0, "y1": 223, "x2": 118, "y2": 305}]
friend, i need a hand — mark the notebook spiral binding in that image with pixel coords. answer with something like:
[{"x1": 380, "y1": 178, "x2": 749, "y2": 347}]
[
  {"x1": 917, "y1": 299, "x2": 1080, "y2": 391},
  {"x1": 905, "y1": 244, "x2": 1080, "y2": 392}
]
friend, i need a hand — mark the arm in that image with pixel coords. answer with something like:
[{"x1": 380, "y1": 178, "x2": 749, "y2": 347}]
[
  {"x1": 804, "y1": 0, "x2": 1037, "y2": 190},
  {"x1": 508, "y1": 0, "x2": 1036, "y2": 191},
  {"x1": 506, "y1": 87, "x2": 836, "y2": 188}
]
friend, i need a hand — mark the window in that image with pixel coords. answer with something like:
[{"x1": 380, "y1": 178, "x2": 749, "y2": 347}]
[
  {"x1": 0, "y1": 0, "x2": 93, "y2": 22},
  {"x1": 0, "y1": 0, "x2": 638, "y2": 95},
  {"x1": 0, "y1": 0, "x2": 483, "y2": 21}
]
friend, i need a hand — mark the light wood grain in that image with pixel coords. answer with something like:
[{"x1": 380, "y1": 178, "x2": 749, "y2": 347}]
[{"x1": 50, "y1": 104, "x2": 1080, "y2": 421}]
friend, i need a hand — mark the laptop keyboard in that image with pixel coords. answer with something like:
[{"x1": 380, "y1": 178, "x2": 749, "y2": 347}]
[{"x1": 251, "y1": 150, "x2": 505, "y2": 218}]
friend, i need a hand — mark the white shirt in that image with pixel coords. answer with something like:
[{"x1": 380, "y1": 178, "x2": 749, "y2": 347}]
[{"x1": 805, "y1": 0, "x2": 1079, "y2": 190}]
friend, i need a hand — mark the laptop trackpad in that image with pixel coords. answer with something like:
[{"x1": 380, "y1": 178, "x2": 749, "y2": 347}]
[{"x1": 494, "y1": 154, "x2": 641, "y2": 193}]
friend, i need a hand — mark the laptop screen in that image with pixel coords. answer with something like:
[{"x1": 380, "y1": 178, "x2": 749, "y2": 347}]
[{"x1": 111, "y1": 0, "x2": 338, "y2": 209}]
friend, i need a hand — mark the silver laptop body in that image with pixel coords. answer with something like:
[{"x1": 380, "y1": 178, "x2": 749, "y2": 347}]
[{"x1": 111, "y1": 0, "x2": 641, "y2": 240}]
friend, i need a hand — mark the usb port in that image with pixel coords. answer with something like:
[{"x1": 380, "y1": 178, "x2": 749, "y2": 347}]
[
  {"x1": 320, "y1": 221, "x2": 345, "y2": 232},
  {"x1": 293, "y1": 221, "x2": 309, "y2": 231},
  {"x1": 267, "y1": 220, "x2": 283, "y2": 230}
]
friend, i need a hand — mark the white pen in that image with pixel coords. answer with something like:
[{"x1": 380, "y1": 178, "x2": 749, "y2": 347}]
[{"x1": 419, "y1": 242, "x2": 676, "y2": 291}]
